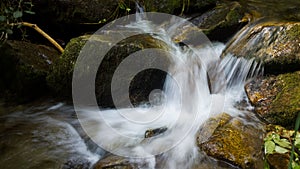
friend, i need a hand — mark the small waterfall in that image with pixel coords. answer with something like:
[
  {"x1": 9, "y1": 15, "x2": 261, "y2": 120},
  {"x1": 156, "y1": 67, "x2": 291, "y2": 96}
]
[{"x1": 76, "y1": 10, "x2": 262, "y2": 169}]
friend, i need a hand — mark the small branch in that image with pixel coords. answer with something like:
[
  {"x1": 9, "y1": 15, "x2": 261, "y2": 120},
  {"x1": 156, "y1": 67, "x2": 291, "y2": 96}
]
[{"x1": 10, "y1": 22, "x2": 64, "y2": 53}]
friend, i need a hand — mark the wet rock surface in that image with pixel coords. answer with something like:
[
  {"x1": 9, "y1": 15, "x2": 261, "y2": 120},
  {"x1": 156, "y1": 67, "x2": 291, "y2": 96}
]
[
  {"x1": 197, "y1": 113, "x2": 264, "y2": 169},
  {"x1": 222, "y1": 21, "x2": 300, "y2": 74},
  {"x1": 93, "y1": 155, "x2": 146, "y2": 169},
  {"x1": 0, "y1": 40, "x2": 59, "y2": 102},
  {"x1": 62, "y1": 158, "x2": 91, "y2": 169},
  {"x1": 245, "y1": 71, "x2": 300, "y2": 128},
  {"x1": 145, "y1": 127, "x2": 168, "y2": 138},
  {"x1": 47, "y1": 33, "x2": 169, "y2": 108},
  {"x1": 190, "y1": 1, "x2": 246, "y2": 42}
]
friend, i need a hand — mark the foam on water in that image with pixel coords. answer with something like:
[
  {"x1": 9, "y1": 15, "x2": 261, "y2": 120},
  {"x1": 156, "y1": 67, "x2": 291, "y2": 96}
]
[{"x1": 77, "y1": 10, "x2": 262, "y2": 168}]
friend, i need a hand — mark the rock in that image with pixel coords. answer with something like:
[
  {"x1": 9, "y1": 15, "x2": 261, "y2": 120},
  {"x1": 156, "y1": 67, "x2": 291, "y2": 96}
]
[
  {"x1": 143, "y1": 0, "x2": 217, "y2": 15},
  {"x1": 266, "y1": 153, "x2": 290, "y2": 169},
  {"x1": 0, "y1": 40, "x2": 59, "y2": 102},
  {"x1": 93, "y1": 155, "x2": 147, "y2": 169},
  {"x1": 197, "y1": 113, "x2": 264, "y2": 169},
  {"x1": 245, "y1": 71, "x2": 300, "y2": 128},
  {"x1": 144, "y1": 127, "x2": 168, "y2": 138},
  {"x1": 189, "y1": 1, "x2": 246, "y2": 42},
  {"x1": 47, "y1": 34, "x2": 169, "y2": 108},
  {"x1": 32, "y1": 0, "x2": 119, "y2": 25},
  {"x1": 222, "y1": 21, "x2": 300, "y2": 74},
  {"x1": 62, "y1": 158, "x2": 91, "y2": 169}
]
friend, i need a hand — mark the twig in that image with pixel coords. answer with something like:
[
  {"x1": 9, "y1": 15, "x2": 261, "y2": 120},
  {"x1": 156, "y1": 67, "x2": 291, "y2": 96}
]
[{"x1": 10, "y1": 22, "x2": 64, "y2": 53}]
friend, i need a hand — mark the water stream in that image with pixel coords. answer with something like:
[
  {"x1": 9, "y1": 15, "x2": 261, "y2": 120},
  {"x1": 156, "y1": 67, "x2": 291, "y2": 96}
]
[{"x1": 1, "y1": 7, "x2": 264, "y2": 169}]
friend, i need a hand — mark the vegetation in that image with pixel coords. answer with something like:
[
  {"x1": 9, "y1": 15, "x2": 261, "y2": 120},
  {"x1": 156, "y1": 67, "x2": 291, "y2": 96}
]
[
  {"x1": 264, "y1": 122, "x2": 300, "y2": 169},
  {"x1": 0, "y1": 0, "x2": 63, "y2": 53},
  {"x1": 0, "y1": 0, "x2": 35, "y2": 43}
]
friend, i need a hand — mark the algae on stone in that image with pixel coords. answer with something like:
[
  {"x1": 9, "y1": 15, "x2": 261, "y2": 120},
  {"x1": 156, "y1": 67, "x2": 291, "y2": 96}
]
[
  {"x1": 245, "y1": 71, "x2": 300, "y2": 128},
  {"x1": 198, "y1": 113, "x2": 264, "y2": 169},
  {"x1": 222, "y1": 21, "x2": 300, "y2": 74}
]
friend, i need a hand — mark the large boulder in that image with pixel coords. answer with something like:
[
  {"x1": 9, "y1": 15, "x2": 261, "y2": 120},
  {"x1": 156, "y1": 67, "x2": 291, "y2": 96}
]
[
  {"x1": 222, "y1": 21, "x2": 300, "y2": 74},
  {"x1": 197, "y1": 113, "x2": 265, "y2": 168},
  {"x1": 47, "y1": 34, "x2": 169, "y2": 108},
  {"x1": 245, "y1": 71, "x2": 300, "y2": 128},
  {"x1": 0, "y1": 40, "x2": 59, "y2": 102}
]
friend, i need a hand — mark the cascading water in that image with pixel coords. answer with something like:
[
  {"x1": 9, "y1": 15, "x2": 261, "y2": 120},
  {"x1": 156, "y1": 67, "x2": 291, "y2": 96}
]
[
  {"x1": 74, "y1": 9, "x2": 263, "y2": 169},
  {"x1": 0, "y1": 6, "x2": 264, "y2": 169}
]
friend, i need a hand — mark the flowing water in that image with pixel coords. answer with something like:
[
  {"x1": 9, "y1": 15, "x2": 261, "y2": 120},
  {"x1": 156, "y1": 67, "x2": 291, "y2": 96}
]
[{"x1": 0, "y1": 8, "x2": 264, "y2": 169}]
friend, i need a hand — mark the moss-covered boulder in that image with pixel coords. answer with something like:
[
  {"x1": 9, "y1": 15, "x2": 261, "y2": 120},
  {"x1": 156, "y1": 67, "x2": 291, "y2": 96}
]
[
  {"x1": 197, "y1": 113, "x2": 264, "y2": 168},
  {"x1": 0, "y1": 40, "x2": 59, "y2": 102},
  {"x1": 47, "y1": 34, "x2": 169, "y2": 108},
  {"x1": 143, "y1": 0, "x2": 217, "y2": 15},
  {"x1": 222, "y1": 21, "x2": 300, "y2": 74},
  {"x1": 189, "y1": 1, "x2": 246, "y2": 42},
  {"x1": 245, "y1": 71, "x2": 300, "y2": 128}
]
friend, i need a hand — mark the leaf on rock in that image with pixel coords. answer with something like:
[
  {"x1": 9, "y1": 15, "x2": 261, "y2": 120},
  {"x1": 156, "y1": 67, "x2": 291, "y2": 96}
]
[
  {"x1": 275, "y1": 145, "x2": 289, "y2": 154},
  {"x1": 273, "y1": 138, "x2": 291, "y2": 149},
  {"x1": 265, "y1": 140, "x2": 275, "y2": 154}
]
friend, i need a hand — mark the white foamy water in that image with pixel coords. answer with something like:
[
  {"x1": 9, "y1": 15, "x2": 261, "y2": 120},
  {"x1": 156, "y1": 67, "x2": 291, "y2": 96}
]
[{"x1": 75, "y1": 11, "x2": 262, "y2": 169}]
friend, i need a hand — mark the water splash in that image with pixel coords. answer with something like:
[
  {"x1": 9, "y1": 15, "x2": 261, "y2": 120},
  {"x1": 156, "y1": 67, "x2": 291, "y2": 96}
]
[{"x1": 77, "y1": 10, "x2": 262, "y2": 169}]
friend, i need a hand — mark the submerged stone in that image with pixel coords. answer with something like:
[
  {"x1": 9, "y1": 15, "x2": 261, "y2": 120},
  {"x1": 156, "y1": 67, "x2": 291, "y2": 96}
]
[
  {"x1": 197, "y1": 113, "x2": 264, "y2": 169},
  {"x1": 222, "y1": 21, "x2": 300, "y2": 74},
  {"x1": 145, "y1": 127, "x2": 168, "y2": 138},
  {"x1": 245, "y1": 71, "x2": 300, "y2": 128}
]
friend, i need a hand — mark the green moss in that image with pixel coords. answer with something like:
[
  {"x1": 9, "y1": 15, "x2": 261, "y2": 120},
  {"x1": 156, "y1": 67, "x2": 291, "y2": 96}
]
[
  {"x1": 47, "y1": 35, "x2": 90, "y2": 96},
  {"x1": 268, "y1": 72, "x2": 300, "y2": 127},
  {"x1": 286, "y1": 24, "x2": 300, "y2": 40},
  {"x1": 199, "y1": 115, "x2": 264, "y2": 168}
]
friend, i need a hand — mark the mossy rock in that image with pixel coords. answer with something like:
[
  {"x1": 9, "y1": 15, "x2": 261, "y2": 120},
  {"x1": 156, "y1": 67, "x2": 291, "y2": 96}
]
[
  {"x1": 188, "y1": 1, "x2": 246, "y2": 42},
  {"x1": 197, "y1": 113, "x2": 264, "y2": 168},
  {"x1": 47, "y1": 35, "x2": 90, "y2": 97},
  {"x1": 222, "y1": 21, "x2": 300, "y2": 74},
  {"x1": 47, "y1": 33, "x2": 169, "y2": 108},
  {"x1": 0, "y1": 40, "x2": 59, "y2": 103},
  {"x1": 143, "y1": 0, "x2": 217, "y2": 15},
  {"x1": 93, "y1": 155, "x2": 142, "y2": 169},
  {"x1": 245, "y1": 71, "x2": 300, "y2": 128}
]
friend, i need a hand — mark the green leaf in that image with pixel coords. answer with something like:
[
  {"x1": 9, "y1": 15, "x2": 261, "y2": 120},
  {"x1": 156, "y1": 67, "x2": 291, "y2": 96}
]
[
  {"x1": 24, "y1": 10, "x2": 35, "y2": 15},
  {"x1": 265, "y1": 140, "x2": 275, "y2": 154},
  {"x1": 295, "y1": 138, "x2": 300, "y2": 149},
  {"x1": 13, "y1": 11, "x2": 23, "y2": 18},
  {"x1": 5, "y1": 8, "x2": 10, "y2": 13},
  {"x1": 275, "y1": 145, "x2": 289, "y2": 154},
  {"x1": 119, "y1": 2, "x2": 125, "y2": 9},
  {"x1": 272, "y1": 133, "x2": 281, "y2": 140},
  {"x1": 264, "y1": 133, "x2": 273, "y2": 141},
  {"x1": 6, "y1": 29, "x2": 13, "y2": 34},
  {"x1": 274, "y1": 138, "x2": 292, "y2": 149},
  {"x1": 292, "y1": 161, "x2": 300, "y2": 169},
  {"x1": 0, "y1": 16, "x2": 6, "y2": 22}
]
